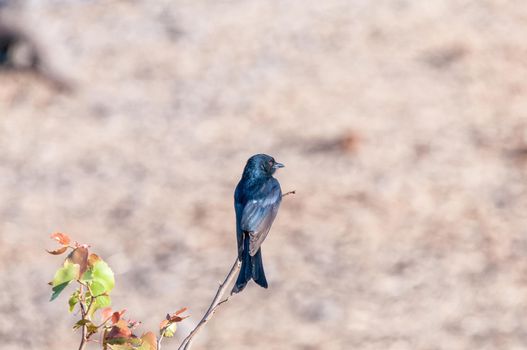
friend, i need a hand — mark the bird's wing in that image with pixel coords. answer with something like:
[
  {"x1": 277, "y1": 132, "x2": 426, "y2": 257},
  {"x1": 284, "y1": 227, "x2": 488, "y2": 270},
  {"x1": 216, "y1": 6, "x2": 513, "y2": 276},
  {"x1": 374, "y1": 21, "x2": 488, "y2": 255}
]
[
  {"x1": 234, "y1": 200, "x2": 244, "y2": 259},
  {"x1": 240, "y1": 179, "x2": 281, "y2": 256}
]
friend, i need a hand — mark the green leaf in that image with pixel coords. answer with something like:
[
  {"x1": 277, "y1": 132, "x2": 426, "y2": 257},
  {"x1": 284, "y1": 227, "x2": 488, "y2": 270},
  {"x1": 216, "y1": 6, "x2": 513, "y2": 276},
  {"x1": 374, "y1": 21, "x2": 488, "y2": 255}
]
[
  {"x1": 68, "y1": 290, "x2": 80, "y2": 312},
  {"x1": 73, "y1": 319, "x2": 92, "y2": 330},
  {"x1": 95, "y1": 295, "x2": 111, "y2": 309},
  {"x1": 87, "y1": 323, "x2": 99, "y2": 335},
  {"x1": 51, "y1": 282, "x2": 70, "y2": 301},
  {"x1": 128, "y1": 338, "x2": 142, "y2": 346},
  {"x1": 81, "y1": 269, "x2": 93, "y2": 282},
  {"x1": 162, "y1": 323, "x2": 177, "y2": 338},
  {"x1": 88, "y1": 295, "x2": 111, "y2": 318},
  {"x1": 50, "y1": 262, "x2": 79, "y2": 301},
  {"x1": 90, "y1": 280, "x2": 106, "y2": 296},
  {"x1": 92, "y1": 260, "x2": 115, "y2": 293},
  {"x1": 52, "y1": 261, "x2": 80, "y2": 287},
  {"x1": 107, "y1": 338, "x2": 129, "y2": 346}
]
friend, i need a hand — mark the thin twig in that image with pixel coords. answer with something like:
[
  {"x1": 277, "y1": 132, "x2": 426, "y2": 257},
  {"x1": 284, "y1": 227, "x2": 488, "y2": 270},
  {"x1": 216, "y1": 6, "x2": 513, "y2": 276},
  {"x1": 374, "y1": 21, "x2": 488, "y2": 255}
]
[
  {"x1": 78, "y1": 286, "x2": 88, "y2": 350},
  {"x1": 177, "y1": 259, "x2": 241, "y2": 350},
  {"x1": 86, "y1": 289, "x2": 96, "y2": 317},
  {"x1": 282, "y1": 190, "x2": 296, "y2": 198},
  {"x1": 157, "y1": 333, "x2": 164, "y2": 350}
]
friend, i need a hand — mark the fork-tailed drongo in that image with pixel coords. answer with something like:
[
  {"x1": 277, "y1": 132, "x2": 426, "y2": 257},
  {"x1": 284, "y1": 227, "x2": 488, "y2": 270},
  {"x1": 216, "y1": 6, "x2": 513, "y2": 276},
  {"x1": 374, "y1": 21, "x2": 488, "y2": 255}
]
[{"x1": 231, "y1": 154, "x2": 284, "y2": 294}]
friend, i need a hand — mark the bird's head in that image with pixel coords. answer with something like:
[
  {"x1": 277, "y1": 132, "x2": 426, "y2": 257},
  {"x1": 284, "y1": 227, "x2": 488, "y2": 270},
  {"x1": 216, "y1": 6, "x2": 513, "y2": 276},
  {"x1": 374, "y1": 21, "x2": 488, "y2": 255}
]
[{"x1": 243, "y1": 154, "x2": 284, "y2": 178}]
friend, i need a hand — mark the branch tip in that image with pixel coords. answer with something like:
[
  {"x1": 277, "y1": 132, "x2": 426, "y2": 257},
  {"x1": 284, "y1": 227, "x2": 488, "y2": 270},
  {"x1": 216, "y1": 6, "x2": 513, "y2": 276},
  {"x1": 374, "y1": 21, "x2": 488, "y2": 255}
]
[
  {"x1": 282, "y1": 190, "x2": 296, "y2": 198},
  {"x1": 177, "y1": 258, "x2": 241, "y2": 350}
]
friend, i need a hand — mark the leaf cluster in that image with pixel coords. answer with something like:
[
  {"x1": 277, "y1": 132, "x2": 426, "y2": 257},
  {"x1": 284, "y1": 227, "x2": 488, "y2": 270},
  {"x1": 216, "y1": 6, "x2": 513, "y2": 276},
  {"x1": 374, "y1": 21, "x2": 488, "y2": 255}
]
[{"x1": 47, "y1": 233, "x2": 188, "y2": 350}]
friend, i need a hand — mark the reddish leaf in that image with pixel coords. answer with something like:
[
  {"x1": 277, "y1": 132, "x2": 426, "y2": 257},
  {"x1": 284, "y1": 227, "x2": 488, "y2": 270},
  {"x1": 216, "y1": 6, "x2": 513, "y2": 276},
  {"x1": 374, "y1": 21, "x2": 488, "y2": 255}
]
[
  {"x1": 167, "y1": 308, "x2": 189, "y2": 323},
  {"x1": 46, "y1": 246, "x2": 68, "y2": 255},
  {"x1": 67, "y1": 247, "x2": 89, "y2": 277},
  {"x1": 169, "y1": 315, "x2": 185, "y2": 323},
  {"x1": 174, "y1": 307, "x2": 188, "y2": 316},
  {"x1": 161, "y1": 308, "x2": 190, "y2": 333},
  {"x1": 102, "y1": 307, "x2": 113, "y2": 321},
  {"x1": 112, "y1": 310, "x2": 127, "y2": 324},
  {"x1": 51, "y1": 232, "x2": 71, "y2": 246},
  {"x1": 106, "y1": 320, "x2": 132, "y2": 340}
]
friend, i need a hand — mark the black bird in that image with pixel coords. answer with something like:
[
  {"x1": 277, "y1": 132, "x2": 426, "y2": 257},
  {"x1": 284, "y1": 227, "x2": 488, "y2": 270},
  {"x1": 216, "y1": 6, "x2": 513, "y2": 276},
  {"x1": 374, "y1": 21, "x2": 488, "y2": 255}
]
[{"x1": 231, "y1": 154, "x2": 284, "y2": 294}]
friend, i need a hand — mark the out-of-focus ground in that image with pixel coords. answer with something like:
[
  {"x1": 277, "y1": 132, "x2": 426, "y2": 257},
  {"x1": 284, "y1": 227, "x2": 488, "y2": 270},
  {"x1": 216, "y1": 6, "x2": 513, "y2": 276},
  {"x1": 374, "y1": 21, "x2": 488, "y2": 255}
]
[{"x1": 1, "y1": 1, "x2": 527, "y2": 349}]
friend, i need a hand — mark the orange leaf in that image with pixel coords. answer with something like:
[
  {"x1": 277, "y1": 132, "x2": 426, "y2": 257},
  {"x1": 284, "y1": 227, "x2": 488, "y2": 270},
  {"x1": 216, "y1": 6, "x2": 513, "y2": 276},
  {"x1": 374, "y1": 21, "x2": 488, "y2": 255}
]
[
  {"x1": 141, "y1": 332, "x2": 157, "y2": 350},
  {"x1": 50, "y1": 232, "x2": 70, "y2": 246},
  {"x1": 67, "y1": 247, "x2": 89, "y2": 277},
  {"x1": 46, "y1": 246, "x2": 68, "y2": 255},
  {"x1": 88, "y1": 253, "x2": 101, "y2": 267},
  {"x1": 159, "y1": 319, "x2": 169, "y2": 330}
]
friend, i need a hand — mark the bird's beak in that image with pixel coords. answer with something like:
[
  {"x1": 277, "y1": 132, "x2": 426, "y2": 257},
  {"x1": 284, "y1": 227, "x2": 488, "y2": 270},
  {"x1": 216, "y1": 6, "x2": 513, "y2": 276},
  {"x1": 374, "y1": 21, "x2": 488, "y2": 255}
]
[{"x1": 273, "y1": 162, "x2": 285, "y2": 169}]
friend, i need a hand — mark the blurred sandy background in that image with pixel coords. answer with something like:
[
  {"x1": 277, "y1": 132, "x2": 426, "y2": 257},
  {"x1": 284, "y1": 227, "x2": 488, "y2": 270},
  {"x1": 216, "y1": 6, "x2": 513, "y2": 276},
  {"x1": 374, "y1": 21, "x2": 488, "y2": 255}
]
[{"x1": 1, "y1": 0, "x2": 527, "y2": 349}]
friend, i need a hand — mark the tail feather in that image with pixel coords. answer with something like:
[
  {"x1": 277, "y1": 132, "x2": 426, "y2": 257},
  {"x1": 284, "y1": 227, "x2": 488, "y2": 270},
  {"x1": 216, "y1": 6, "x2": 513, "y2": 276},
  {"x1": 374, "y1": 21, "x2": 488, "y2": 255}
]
[
  {"x1": 232, "y1": 238, "x2": 252, "y2": 293},
  {"x1": 251, "y1": 248, "x2": 268, "y2": 288},
  {"x1": 231, "y1": 235, "x2": 268, "y2": 294}
]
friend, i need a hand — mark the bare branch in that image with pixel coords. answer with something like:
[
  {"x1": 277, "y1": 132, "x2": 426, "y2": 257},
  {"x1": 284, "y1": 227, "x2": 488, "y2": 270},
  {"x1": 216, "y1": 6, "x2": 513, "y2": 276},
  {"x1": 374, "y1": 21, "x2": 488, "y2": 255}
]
[{"x1": 177, "y1": 259, "x2": 241, "y2": 350}]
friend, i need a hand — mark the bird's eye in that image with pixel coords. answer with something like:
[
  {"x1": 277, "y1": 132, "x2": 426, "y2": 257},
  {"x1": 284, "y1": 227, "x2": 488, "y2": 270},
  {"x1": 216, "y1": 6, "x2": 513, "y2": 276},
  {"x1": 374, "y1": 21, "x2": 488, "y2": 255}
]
[{"x1": 268, "y1": 160, "x2": 274, "y2": 166}]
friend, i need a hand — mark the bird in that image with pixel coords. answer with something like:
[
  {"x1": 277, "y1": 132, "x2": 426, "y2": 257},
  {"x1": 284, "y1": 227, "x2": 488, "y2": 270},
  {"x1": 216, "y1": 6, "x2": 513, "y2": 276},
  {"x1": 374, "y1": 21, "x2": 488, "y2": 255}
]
[{"x1": 231, "y1": 154, "x2": 284, "y2": 294}]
